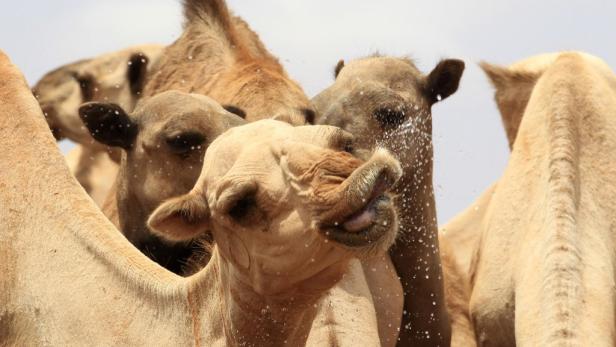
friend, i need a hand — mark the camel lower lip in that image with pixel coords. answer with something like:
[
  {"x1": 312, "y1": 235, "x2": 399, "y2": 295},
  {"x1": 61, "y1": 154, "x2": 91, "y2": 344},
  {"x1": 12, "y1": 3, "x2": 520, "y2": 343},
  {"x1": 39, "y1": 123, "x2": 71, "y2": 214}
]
[
  {"x1": 322, "y1": 195, "x2": 394, "y2": 247},
  {"x1": 340, "y1": 174, "x2": 390, "y2": 233},
  {"x1": 342, "y1": 194, "x2": 381, "y2": 232}
]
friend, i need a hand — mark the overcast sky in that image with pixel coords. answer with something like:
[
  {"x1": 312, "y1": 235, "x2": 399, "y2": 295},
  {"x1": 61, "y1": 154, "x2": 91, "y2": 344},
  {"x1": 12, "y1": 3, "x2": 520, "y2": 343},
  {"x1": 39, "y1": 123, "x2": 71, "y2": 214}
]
[{"x1": 2, "y1": 0, "x2": 615, "y2": 223}]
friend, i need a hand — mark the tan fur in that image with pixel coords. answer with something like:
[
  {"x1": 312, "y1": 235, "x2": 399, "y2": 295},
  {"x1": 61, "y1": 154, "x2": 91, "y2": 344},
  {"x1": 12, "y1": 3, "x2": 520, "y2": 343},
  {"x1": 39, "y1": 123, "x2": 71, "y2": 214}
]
[
  {"x1": 34, "y1": 44, "x2": 163, "y2": 145},
  {"x1": 480, "y1": 62, "x2": 538, "y2": 149},
  {"x1": 143, "y1": 0, "x2": 311, "y2": 125},
  {"x1": 480, "y1": 52, "x2": 611, "y2": 150},
  {"x1": 441, "y1": 52, "x2": 616, "y2": 345},
  {"x1": 148, "y1": 119, "x2": 402, "y2": 345},
  {"x1": 64, "y1": 145, "x2": 119, "y2": 206},
  {"x1": 297, "y1": 151, "x2": 366, "y2": 221},
  {"x1": 95, "y1": 0, "x2": 312, "y2": 273},
  {"x1": 439, "y1": 185, "x2": 496, "y2": 347},
  {"x1": 32, "y1": 44, "x2": 163, "y2": 206},
  {"x1": 314, "y1": 55, "x2": 464, "y2": 346},
  {"x1": 0, "y1": 53, "x2": 394, "y2": 346},
  {"x1": 82, "y1": 91, "x2": 245, "y2": 274}
]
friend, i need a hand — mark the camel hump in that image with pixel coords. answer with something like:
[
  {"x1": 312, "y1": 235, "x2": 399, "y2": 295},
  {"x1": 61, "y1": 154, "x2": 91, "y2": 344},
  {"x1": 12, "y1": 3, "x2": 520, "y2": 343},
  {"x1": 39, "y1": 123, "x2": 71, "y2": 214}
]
[{"x1": 183, "y1": 0, "x2": 239, "y2": 46}]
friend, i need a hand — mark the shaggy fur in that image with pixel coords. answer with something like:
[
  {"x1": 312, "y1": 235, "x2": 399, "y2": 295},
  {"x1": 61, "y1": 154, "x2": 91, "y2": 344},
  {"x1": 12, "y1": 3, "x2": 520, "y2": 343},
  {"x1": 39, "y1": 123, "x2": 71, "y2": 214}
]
[{"x1": 143, "y1": 0, "x2": 311, "y2": 125}]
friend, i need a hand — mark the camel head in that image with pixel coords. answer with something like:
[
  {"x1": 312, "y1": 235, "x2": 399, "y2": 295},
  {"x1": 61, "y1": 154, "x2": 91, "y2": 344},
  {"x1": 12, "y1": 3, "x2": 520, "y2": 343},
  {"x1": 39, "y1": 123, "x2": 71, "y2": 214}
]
[
  {"x1": 79, "y1": 91, "x2": 246, "y2": 250},
  {"x1": 313, "y1": 57, "x2": 464, "y2": 344},
  {"x1": 33, "y1": 45, "x2": 162, "y2": 146},
  {"x1": 215, "y1": 62, "x2": 316, "y2": 126},
  {"x1": 141, "y1": 0, "x2": 315, "y2": 127},
  {"x1": 312, "y1": 56, "x2": 464, "y2": 184},
  {"x1": 148, "y1": 120, "x2": 402, "y2": 295},
  {"x1": 312, "y1": 56, "x2": 464, "y2": 189}
]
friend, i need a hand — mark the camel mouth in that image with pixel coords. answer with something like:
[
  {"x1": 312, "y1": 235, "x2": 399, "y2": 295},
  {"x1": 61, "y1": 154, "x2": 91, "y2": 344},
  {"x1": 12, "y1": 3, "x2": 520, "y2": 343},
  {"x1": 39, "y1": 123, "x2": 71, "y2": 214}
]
[
  {"x1": 320, "y1": 173, "x2": 398, "y2": 248},
  {"x1": 341, "y1": 174, "x2": 390, "y2": 232}
]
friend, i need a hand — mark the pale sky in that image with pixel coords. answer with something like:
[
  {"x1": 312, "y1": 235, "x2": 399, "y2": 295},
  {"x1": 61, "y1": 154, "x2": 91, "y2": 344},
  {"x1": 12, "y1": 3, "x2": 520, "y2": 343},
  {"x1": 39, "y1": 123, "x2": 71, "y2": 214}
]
[{"x1": 2, "y1": 0, "x2": 615, "y2": 223}]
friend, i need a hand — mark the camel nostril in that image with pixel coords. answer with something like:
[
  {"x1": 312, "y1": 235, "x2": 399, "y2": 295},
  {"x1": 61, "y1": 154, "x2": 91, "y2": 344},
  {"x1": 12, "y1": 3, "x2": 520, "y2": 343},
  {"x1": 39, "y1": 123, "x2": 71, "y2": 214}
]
[{"x1": 368, "y1": 173, "x2": 390, "y2": 201}]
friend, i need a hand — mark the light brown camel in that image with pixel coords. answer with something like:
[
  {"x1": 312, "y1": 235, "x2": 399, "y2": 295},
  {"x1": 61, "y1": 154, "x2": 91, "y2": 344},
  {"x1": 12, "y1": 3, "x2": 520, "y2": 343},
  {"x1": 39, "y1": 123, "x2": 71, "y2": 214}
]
[
  {"x1": 79, "y1": 91, "x2": 245, "y2": 273},
  {"x1": 88, "y1": 0, "x2": 313, "y2": 273},
  {"x1": 148, "y1": 120, "x2": 403, "y2": 346},
  {"x1": 142, "y1": 0, "x2": 313, "y2": 125},
  {"x1": 0, "y1": 50, "x2": 398, "y2": 345},
  {"x1": 440, "y1": 55, "x2": 557, "y2": 347},
  {"x1": 79, "y1": 93, "x2": 389, "y2": 347},
  {"x1": 32, "y1": 44, "x2": 163, "y2": 205},
  {"x1": 313, "y1": 55, "x2": 464, "y2": 346},
  {"x1": 440, "y1": 51, "x2": 616, "y2": 346}
]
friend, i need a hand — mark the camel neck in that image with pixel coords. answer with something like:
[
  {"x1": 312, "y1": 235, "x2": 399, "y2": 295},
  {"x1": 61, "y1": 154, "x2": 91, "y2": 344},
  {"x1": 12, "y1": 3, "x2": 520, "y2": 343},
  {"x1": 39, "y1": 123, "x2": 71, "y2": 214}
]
[
  {"x1": 211, "y1": 253, "x2": 321, "y2": 346},
  {"x1": 392, "y1": 157, "x2": 452, "y2": 345}
]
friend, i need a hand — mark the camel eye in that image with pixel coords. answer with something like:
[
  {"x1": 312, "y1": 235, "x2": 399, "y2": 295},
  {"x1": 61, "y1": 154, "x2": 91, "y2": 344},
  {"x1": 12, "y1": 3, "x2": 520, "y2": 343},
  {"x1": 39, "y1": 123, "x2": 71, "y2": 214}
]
[
  {"x1": 166, "y1": 132, "x2": 206, "y2": 157},
  {"x1": 228, "y1": 195, "x2": 256, "y2": 221},
  {"x1": 75, "y1": 74, "x2": 95, "y2": 101},
  {"x1": 373, "y1": 106, "x2": 406, "y2": 127},
  {"x1": 223, "y1": 105, "x2": 246, "y2": 119}
]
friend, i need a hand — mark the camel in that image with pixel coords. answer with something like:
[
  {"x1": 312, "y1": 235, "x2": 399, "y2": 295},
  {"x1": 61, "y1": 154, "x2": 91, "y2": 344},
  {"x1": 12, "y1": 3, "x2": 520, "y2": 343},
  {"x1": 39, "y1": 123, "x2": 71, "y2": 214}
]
[
  {"x1": 147, "y1": 119, "x2": 403, "y2": 346},
  {"x1": 440, "y1": 51, "x2": 616, "y2": 346},
  {"x1": 79, "y1": 91, "x2": 245, "y2": 273},
  {"x1": 438, "y1": 59, "x2": 558, "y2": 344},
  {"x1": 34, "y1": 45, "x2": 163, "y2": 144},
  {"x1": 0, "y1": 50, "x2": 398, "y2": 346},
  {"x1": 312, "y1": 55, "x2": 464, "y2": 346},
  {"x1": 32, "y1": 44, "x2": 163, "y2": 205},
  {"x1": 87, "y1": 0, "x2": 314, "y2": 273},
  {"x1": 438, "y1": 58, "x2": 534, "y2": 346},
  {"x1": 142, "y1": 0, "x2": 313, "y2": 126}
]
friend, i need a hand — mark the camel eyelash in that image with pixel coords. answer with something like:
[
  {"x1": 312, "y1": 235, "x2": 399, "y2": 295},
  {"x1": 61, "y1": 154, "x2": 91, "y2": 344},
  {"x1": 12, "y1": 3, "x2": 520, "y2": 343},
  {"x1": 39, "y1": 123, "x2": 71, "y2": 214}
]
[{"x1": 166, "y1": 132, "x2": 206, "y2": 155}]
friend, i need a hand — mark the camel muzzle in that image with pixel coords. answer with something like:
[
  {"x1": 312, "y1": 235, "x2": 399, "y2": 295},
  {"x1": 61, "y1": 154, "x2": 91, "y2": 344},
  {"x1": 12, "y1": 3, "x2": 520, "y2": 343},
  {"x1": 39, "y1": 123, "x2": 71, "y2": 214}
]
[{"x1": 319, "y1": 148, "x2": 402, "y2": 248}]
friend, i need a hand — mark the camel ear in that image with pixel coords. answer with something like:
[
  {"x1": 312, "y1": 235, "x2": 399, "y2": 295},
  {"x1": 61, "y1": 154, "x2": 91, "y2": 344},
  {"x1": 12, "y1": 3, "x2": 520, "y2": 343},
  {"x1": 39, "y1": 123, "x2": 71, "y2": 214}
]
[
  {"x1": 127, "y1": 52, "x2": 149, "y2": 95},
  {"x1": 479, "y1": 61, "x2": 539, "y2": 91},
  {"x1": 79, "y1": 102, "x2": 138, "y2": 150},
  {"x1": 334, "y1": 59, "x2": 345, "y2": 78},
  {"x1": 479, "y1": 62, "x2": 510, "y2": 89},
  {"x1": 425, "y1": 59, "x2": 465, "y2": 104},
  {"x1": 148, "y1": 192, "x2": 210, "y2": 242}
]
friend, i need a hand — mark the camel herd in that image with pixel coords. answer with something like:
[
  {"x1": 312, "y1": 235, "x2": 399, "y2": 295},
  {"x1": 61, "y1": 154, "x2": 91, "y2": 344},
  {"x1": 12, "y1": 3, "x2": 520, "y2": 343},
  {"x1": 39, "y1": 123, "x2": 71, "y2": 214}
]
[{"x1": 1, "y1": 1, "x2": 616, "y2": 346}]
